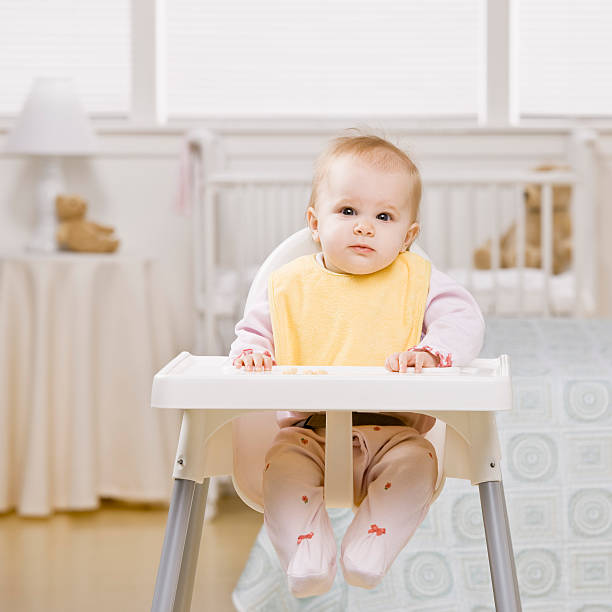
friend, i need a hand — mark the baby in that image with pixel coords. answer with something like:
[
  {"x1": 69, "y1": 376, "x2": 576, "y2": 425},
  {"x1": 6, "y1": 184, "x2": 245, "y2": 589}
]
[{"x1": 229, "y1": 133, "x2": 485, "y2": 597}]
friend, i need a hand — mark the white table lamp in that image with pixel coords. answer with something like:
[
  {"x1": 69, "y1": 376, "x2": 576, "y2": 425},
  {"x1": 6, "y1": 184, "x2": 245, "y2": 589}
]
[{"x1": 4, "y1": 78, "x2": 98, "y2": 251}]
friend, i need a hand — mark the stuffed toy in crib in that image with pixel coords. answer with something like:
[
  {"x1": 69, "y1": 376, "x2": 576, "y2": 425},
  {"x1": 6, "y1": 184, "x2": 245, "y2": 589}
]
[
  {"x1": 55, "y1": 194, "x2": 120, "y2": 253},
  {"x1": 473, "y1": 165, "x2": 572, "y2": 275}
]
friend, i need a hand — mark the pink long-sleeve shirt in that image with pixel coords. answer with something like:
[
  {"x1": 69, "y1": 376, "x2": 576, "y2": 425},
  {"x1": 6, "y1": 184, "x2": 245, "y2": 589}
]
[{"x1": 229, "y1": 253, "x2": 485, "y2": 431}]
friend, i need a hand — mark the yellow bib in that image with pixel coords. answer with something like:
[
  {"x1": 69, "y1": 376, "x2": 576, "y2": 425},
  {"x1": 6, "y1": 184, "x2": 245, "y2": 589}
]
[{"x1": 268, "y1": 252, "x2": 431, "y2": 366}]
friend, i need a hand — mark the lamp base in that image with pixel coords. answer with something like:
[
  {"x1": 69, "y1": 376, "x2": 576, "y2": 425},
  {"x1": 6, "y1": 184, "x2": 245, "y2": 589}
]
[
  {"x1": 30, "y1": 156, "x2": 62, "y2": 252},
  {"x1": 26, "y1": 230, "x2": 58, "y2": 253}
]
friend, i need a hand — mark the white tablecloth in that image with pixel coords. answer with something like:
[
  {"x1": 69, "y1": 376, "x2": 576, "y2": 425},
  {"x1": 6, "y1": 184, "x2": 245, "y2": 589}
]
[{"x1": 0, "y1": 253, "x2": 181, "y2": 516}]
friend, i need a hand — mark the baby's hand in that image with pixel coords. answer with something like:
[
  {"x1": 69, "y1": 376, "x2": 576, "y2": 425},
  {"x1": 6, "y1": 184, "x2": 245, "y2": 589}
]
[
  {"x1": 385, "y1": 350, "x2": 439, "y2": 374},
  {"x1": 233, "y1": 352, "x2": 273, "y2": 372}
]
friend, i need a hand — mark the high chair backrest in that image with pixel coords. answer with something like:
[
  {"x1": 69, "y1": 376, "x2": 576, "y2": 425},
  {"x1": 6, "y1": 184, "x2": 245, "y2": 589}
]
[
  {"x1": 231, "y1": 228, "x2": 447, "y2": 512},
  {"x1": 244, "y1": 227, "x2": 430, "y2": 312}
]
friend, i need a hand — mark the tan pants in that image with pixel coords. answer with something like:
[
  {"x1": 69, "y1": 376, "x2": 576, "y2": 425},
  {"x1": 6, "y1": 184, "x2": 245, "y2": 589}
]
[{"x1": 262, "y1": 424, "x2": 438, "y2": 596}]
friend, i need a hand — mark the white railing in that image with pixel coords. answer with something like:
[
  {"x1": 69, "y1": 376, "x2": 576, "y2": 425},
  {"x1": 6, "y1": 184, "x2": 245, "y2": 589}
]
[{"x1": 190, "y1": 131, "x2": 598, "y2": 354}]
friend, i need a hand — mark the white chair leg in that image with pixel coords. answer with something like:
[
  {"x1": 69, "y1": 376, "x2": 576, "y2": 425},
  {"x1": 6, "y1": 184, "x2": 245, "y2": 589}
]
[
  {"x1": 204, "y1": 476, "x2": 220, "y2": 521},
  {"x1": 151, "y1": 478, "x2": 209, "y2": 612},
  {"x1": 479, "y1": 480, "x2": 522, "y2": 612}
]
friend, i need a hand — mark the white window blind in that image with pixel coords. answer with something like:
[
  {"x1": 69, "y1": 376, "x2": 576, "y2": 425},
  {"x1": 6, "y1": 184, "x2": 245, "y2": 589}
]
[
  {"x1": 515, "y1": 0, "x2": 612, "y2": 117},
  {"x1": 166, "y1": 0, "x2": 483, "y2": 117},
  {"x1": 0, "y1": 0, "x2": 130, "y2": 115}
]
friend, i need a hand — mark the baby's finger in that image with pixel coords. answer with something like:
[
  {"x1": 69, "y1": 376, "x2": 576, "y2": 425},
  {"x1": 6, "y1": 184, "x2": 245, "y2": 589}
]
[
  {"x1": 415, "y1": 351, "x2": 425, "y2": 373},
  {"x1": 263, "y1": 355, "x2": 272, "y2": 371},
  {"x1": 243, "y1": 354, "x2": 255, "y2": 371},
  {"x1": 399, "y1": 351, "x2": 411, "y2": 373},
  {"x1": 253, "y1": 353, "x2": 264, "y2": 371}
]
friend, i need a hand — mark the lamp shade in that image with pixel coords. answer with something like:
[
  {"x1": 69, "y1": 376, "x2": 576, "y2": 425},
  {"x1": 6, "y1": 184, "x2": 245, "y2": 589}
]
[{"x1": 5, "y1": 78, "x2": 97, "y2": 156}]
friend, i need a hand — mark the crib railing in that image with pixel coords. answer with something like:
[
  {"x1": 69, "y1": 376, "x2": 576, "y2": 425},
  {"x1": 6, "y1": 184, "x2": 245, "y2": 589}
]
[
  {"x1": 420, "y1": 171, "x2": 578, "y2": 317},
  {"x1": 191, "y1": 132, "x2": 597, "y2": 354}
]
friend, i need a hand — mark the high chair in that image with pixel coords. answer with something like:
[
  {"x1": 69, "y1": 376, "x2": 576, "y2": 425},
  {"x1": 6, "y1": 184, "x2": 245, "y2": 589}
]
[{"x1": 151, "y1": 227, "x2": 522, "y2": 612}]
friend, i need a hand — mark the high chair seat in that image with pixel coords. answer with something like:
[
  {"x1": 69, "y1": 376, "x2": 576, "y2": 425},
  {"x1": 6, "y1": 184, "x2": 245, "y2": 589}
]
[{"x1": 151, "y1": 228, "x2": 522, "y2": 612}]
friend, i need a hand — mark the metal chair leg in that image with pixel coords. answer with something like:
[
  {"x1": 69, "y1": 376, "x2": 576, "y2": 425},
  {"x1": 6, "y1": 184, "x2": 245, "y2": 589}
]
[
  {"x1": 479, "y1": 480, "x2": 522, "y2": 612},
  {"x1": 151, "y1": 478, "x2": 209, "y2": 612}
]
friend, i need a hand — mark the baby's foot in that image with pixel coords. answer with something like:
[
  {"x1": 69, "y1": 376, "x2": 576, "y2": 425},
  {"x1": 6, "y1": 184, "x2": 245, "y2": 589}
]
[
  {"x1": 340, "y1": 523, "x2": 388, "y2": 589},
  {"x1": 287, "y1": 530, "x2": 337, "y2": 598}
]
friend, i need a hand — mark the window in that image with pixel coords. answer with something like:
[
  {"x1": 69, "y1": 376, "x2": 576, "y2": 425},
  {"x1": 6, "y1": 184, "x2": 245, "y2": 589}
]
[
  {"x1": 0, "y1": 0, "x2": 130, "y2": 115},
  {"x1": 514, "y1": 0, "x2": 612, "y2": 118},
  {"x1": 4, "y1": 0, "x2": 609, "y2": 124},
  {"x1": 165, "y1": 0, "x2": 483, "y2": 118}
]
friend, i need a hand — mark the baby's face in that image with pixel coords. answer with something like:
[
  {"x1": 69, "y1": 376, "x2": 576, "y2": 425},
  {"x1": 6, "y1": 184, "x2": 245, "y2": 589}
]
[{"x1": 307, "y1": 155, "x2": 419, "y2": 275}]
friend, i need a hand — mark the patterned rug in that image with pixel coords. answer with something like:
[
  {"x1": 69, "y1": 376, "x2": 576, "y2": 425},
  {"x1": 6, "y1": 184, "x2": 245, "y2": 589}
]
[{"x1": 232, "y1": 318, "x2": 612, "y2": 611}]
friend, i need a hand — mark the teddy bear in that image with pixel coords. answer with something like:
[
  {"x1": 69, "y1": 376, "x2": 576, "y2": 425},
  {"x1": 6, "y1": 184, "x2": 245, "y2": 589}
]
[
  {"x1": 473, "y1": 165, "x2": 572, "y2": 275},
  {"x1": 55, "y1": 194, "x2": 120, "y2": 253}
]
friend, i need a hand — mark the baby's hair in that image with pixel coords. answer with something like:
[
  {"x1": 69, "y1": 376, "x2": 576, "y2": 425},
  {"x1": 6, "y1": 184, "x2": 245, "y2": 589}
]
[{"x1": 308, "y1": 129, "x2": 422, "y2": 217}]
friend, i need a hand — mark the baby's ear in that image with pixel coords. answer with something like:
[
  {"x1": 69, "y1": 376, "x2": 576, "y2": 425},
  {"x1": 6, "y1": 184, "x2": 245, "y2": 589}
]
[
  {"x1": 306, "y1": 206, "x2": 319, "y2": 241},
  {"x1": 403, "y1": 222, "x2": 420, "y2": 250}
]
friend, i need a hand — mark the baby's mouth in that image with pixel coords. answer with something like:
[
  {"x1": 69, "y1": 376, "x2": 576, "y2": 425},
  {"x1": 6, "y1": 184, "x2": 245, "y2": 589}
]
[{"x1": 350, "y1": 245, "x2": 375, "y2": 253}]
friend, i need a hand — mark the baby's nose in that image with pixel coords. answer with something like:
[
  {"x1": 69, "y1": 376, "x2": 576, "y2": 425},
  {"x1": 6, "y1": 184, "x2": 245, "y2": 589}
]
[{"x1": 354, "y1": 222, "x2": 374, "y2": 236}]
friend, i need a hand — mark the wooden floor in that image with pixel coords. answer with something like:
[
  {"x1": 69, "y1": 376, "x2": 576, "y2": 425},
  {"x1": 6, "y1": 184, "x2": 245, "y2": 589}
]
[{"x1": 0, "y1": 494, "x2": 263, "y2": 612}]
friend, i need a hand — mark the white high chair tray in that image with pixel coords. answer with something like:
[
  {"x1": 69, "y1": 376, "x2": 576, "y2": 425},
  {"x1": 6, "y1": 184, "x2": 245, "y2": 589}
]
[{"x1": 152, "y1": 352, "x2": 512, "y2": 413}]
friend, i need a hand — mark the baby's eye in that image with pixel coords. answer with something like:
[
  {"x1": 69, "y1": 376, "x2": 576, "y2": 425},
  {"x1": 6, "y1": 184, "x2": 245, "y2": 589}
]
[
  {"x1": 341, "y1": 207, "x2": 355, "y2": 215},
  {"x1": 377, "y1": 212, "x2": 392, "y2": 221}
]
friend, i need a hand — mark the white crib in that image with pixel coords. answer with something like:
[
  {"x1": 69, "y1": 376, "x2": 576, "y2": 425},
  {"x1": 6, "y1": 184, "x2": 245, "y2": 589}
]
[{"x1": 188, "y1": 128, "x2": 599, "y2": 355}]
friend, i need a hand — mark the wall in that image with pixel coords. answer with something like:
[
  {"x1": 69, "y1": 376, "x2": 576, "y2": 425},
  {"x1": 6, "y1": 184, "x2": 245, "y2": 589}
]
[
  {"x1": 594, "y1": 132, "x2": 612, "y2": 317},
  {"x1": 0, "y1": 124, "x2": 610, "y2": 359}
]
